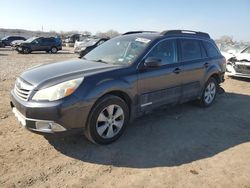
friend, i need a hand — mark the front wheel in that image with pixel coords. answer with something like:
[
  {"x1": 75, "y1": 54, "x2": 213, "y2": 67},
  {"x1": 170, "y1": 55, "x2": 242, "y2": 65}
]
[
  {"x1": 51, "y1": 47, "x2": 58, "y2": 53},
  {"x1": 85, "y1": 95, "x2": 129, "y2": 145},
  {"x1": 199, "y1": 77, "x2": 218, "y2": 107},
  {"x1": 22, "y1": 47, "x2": 31, "y2": 54}
]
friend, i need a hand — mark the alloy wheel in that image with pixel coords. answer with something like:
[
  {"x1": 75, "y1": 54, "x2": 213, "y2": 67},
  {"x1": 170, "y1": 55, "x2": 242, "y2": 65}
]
[
  {"x1": 204, "y1": 82, "x2": 216, "y2": 104},
  {"x1": 96, "y1": 104, "x2": 124, "y2": 139}
]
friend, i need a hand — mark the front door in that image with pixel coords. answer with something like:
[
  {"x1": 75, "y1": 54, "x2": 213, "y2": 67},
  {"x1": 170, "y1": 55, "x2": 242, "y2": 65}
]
[{"x1": 137, "y1": 39, "x2": 183, "y2": 111}]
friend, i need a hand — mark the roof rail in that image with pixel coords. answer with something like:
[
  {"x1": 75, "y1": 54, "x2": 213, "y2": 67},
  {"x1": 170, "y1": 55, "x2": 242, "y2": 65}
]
[
  {"x1": 161, "y1": 30, "x2": 210, "y2": 39},
  {"x1": 122, "y1": 31, "x2": 158, "y2": 35}
]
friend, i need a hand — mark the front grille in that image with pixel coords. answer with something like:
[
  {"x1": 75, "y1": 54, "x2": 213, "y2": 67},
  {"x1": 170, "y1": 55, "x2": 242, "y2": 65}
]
[{"x1": 14, "y1": 78, "x2": 33, "y2": 101}]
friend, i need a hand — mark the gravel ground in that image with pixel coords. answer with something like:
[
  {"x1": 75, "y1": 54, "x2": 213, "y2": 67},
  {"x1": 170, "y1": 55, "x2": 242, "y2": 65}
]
[{"x1": 0, "y1": 47, "x2": 250, "y2": 188}]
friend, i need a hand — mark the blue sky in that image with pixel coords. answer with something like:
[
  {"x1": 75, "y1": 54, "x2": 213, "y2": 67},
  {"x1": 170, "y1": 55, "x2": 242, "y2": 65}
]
[{"x1": 0, "y1": 0, "x2": 250, "y2": 40}]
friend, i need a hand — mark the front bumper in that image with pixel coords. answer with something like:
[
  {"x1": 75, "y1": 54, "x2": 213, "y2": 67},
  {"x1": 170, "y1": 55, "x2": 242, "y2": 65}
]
[
  {"x1": 12, "y1": 107, "x2": 66, "y2": 133},
  {"x1": 10, "y1": 90, "x2": 93, "y2": 135}
]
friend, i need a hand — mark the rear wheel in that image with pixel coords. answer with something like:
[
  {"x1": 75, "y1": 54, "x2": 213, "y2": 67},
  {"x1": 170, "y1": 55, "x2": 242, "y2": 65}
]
[
  {"x1": 85, "y1": 95, "x2": 129, "y2": 145},
  {"x1": 199, "y1": 77, "x2": 218, "y2": 107}
]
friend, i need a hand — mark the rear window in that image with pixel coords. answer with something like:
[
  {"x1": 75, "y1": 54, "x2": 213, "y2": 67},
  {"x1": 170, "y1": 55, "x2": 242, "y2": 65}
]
[
  {"x1": 180, "y1": 39, "x2": 202, "y2": 61},
  {"x1": 43, "y1": 38, "x2": 55, "y2": 43},
  {"x1": 203, "y1": 41, "x2": 220, "y2": 58}
]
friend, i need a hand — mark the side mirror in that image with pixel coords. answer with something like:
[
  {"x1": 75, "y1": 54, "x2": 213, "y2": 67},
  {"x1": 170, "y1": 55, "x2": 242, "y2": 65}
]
[{"x1": 144, "y1": 57, "x2": 162, "y2": 68}]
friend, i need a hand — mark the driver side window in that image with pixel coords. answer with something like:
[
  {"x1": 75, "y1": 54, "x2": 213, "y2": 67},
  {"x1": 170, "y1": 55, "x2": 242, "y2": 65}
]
[{"x1": 147, "y1": 39, "x2": 177, "y2": 65}]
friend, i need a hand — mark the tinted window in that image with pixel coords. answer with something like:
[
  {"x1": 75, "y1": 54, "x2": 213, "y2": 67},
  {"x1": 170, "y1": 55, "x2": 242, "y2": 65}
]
[
  {"x1": 43, "y1": 38, "x2": 55, "y2": 43},
  {"x1": 17, "y1": 37, "x2": 25, "y2": 40},
  {"x1": 85, "y1": 35, "x2": 150, "y2": 65},
  {"x1": 36, "y1": 38, "x2": 43, "y2": 43},
  {"x1": 203, "y1": 41, "x2": 220, "y2": 58},
  {"x1": 147, "y1": 39, "x2": 177, "y2": 65},
  {"x1": 200, "y1": 42, "x2": 208, "y2": 58},
  {"x1": 180, "y1": 39, "x2": 202, "y2": 61}
]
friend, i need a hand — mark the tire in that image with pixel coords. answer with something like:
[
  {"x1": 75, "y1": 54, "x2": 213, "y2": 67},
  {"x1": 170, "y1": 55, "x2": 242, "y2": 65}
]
[
  {"x1": 199, "y1": 77, "x2": 218, "y2": 107},
  {"x1": 22, "y1": 47, "x2": 31, "y2": 54},
  {"x1": 51, "y1": 47, "x2": 58, "y2": 53},
  {"x1": 85, "y1": 95, "x2": 129, "y2": 145}
]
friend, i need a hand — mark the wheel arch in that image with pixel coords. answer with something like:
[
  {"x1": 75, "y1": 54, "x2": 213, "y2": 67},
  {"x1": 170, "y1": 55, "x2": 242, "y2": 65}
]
[{"x1": 92, "y1": 90, "x2": 132, "y2": 116}]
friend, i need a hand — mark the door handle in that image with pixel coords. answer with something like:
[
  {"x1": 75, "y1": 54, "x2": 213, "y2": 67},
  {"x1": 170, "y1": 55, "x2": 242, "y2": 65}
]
[
  {"x1": 204, "y1": 62, "x2": 209, "y2": 68},
  {"x1": 173, "y1": 68, "x2": 181, "y2": 74}
]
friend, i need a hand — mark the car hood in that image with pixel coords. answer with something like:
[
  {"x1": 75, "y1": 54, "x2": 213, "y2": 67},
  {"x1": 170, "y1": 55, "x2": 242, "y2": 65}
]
[
  {"x1": 20, "y1": 59, "x2": 120, "y2": 87},
  {"x1": 20, "y1": 40, "x2": 32, "y2": 44},
  {"x1": 11, "y1": 40, "x2": 24, "y2": 45},
  {"x1": 234, "y1": 53, "x2": 250, "y2": 61}
]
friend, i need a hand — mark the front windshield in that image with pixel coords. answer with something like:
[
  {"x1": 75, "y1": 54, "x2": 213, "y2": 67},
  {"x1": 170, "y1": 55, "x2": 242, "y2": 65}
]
[
  {"x1": 1, "y1": 36, "x2": 9, "y2": 40},
  {"x1": 84, "y1": 35, "x2": 151, "y2": 65},
  {"x1": 25, "y1": 37, "x2": 37, "y2": 42}
]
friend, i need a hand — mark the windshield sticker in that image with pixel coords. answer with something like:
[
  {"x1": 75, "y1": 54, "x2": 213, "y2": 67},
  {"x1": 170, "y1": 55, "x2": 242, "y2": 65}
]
[{"x1": 135, "y1": 38, "x2": 151, "y2": 44}]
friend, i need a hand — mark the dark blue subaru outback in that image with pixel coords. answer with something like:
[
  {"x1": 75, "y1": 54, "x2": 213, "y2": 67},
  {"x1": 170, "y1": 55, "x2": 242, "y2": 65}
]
[{"x1": 10, "y1": 30, "x2": 226, "y2": 144}]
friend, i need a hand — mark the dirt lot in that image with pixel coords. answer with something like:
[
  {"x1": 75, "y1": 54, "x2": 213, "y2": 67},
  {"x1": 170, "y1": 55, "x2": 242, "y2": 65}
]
[{"x1": 0, "y1": 47, "x2": 250, "y2": 188}]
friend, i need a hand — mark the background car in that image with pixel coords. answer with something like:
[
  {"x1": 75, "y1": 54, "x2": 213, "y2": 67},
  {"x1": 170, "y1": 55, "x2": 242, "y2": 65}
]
[
  {"x1": 233, "y1": 46, "x2": 250, "y2": 61},
  {"x1": 16, "y1": 37, "x2": 62, "y2": 54},
  {"x1": 63, "y1": 34, "x2": 83, "y2": 47},
  {"x1": 10, "y1": 39, "x2": 27, "y2": 50},
  {"x1": 0, "y1": 36, "x2": 26, "y2": 47},
  {"x1": 74, "y1": 36, "x2": 91, "y2": 51},
  {"x1": 76, "y1": 37, "x2": 109, "y2": 58},
  {"x1": 226, "y1": 46, "x2": 250, "y2": 78}
]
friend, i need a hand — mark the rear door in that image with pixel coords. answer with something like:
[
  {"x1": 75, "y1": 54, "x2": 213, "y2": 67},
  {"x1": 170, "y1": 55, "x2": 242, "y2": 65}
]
[
  {"x1": 138, "y1": 39, "x2": 183, "y2": 111},
  {"x1": 179, "y1": 38, "x2": 208, "y2": 102},
  {"x1": 40, "y1": 38, "x2": 51, "y2": 50}
]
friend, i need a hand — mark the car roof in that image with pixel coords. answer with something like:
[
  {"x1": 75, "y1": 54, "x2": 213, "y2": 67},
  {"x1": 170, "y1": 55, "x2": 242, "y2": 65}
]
[{"x1": 121, "y1": 30, "x2": 213, "y2": 42}]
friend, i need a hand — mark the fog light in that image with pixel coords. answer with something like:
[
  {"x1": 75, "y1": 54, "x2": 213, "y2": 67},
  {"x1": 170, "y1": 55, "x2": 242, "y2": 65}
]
[{"x1": 35, "y1": 121, "x2": 66, "y2": 132}]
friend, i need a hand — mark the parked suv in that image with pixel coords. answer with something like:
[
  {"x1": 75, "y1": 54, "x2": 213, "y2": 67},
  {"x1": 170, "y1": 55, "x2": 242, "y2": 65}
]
[
  {"x1": 0, "y1": 36, "x2": 26, "y2": 47},
  {"x1": 16, "y1": 37, "x2": 62, "y2": 54},
  {"x1": 10, "y1": 30, "x2": 225, "y2": 144}
]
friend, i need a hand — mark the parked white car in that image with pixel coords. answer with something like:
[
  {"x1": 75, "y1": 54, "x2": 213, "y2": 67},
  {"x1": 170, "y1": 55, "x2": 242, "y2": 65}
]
[
  {"x1": 74, "y1": 38, "x2": 91, "y2": 52},
  {"x1": 226, "y1": 46, "x2": 250, "y2": 78},
  {"x1": 234, "y1": 46, "x2": 250, "y2": 61}
]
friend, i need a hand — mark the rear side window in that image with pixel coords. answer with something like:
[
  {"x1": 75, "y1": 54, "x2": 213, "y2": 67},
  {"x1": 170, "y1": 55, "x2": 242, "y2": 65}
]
[
  {"x1": 180, "y1": 39, "x2": 202, "y2": 61},
  {"x1": 203, "y1": 41, "x2": 220, "y2": 58},
  {"x1": 43, "y1": 38, "x2": 55, "y2": 43}
]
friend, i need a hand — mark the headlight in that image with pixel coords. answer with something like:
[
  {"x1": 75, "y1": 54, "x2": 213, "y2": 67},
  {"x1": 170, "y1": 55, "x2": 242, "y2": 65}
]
[{"x1": 32, "y1": 78, "x2": 83, "y2": 101}]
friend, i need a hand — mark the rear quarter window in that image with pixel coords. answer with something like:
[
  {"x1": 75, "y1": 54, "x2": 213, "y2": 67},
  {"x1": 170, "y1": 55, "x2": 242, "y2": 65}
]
[
  {"x1": 180, "y1": 39, "x2": 202, "y2": 61},
  {"x1": 203, "y1": 41, "x2": 220, "y2": 58}
]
